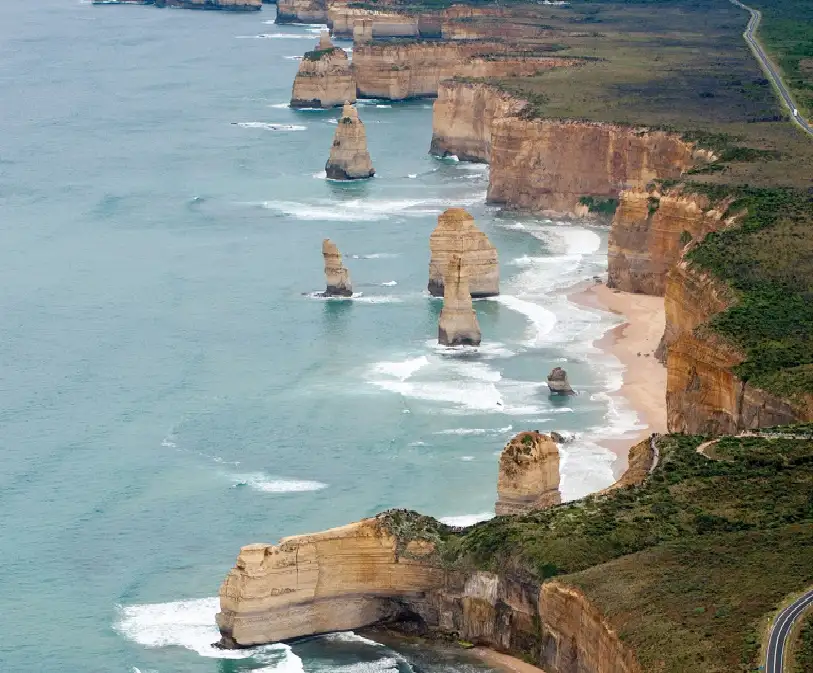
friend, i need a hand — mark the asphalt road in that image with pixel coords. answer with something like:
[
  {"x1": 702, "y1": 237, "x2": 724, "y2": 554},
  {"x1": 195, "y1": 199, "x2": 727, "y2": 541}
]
[
  {"x1": 765, "y1": 589, "x2": 813, "y2": 673},
  {"x1": 729, "y1": 0, "x2": 813, "y2": 136}
]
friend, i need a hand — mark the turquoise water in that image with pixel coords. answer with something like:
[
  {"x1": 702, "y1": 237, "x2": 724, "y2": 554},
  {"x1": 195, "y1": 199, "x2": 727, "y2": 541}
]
[{"x1": 0, "y1": 2, "x2": 641, "y2": 671}]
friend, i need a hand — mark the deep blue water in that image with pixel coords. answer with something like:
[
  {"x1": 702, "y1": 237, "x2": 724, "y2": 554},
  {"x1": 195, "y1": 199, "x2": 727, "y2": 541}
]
[{"x1": 0, "y1": 2, "x2": 639, "y2": 671}]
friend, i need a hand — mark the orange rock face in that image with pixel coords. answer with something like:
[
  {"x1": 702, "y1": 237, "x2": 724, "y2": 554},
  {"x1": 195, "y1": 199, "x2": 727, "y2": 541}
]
[
  {"x1": 496, "y1": 431, "x2": 561, "y2": 515},
  {"x1": 488, "y1": 119, "x2": 694, "y2": 216},
  {"x1": 608, "y1": 189, "x2": 730, "y2": 295},
  {"x1": 276, "y1": 0, "x2": 328, "y2": 23},
  {"x1": 291, "y1": 34, "x2": 355, "y2": 109}
]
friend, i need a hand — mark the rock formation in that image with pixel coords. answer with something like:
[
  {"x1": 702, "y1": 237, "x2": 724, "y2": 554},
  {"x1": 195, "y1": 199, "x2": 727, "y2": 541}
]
[
  {"x1": 276, "y1": 0, "x2": 327, "y2": 23},
  {"x1": 438, "y1": 255, "x2": 481, "y2": 347},
  {"x1": 547, "y1": 367, "x2": 574, "y2": 395},
  {"x1": 487, "y1": 118, "x2": 695, "y2": 216},
  {"x1": 216, "y1": 513, "x2": 641, "y2": 673},
  {"x1": 352, "y1": 42, "x2": 574, "y2": 101},
  {"x1": 607, "y1": 188, "x2": 730, "y2": 295},
  {"x1": 495, "y1": 431, "x2": 561, "y2": 515},
  {"x1": 325, "y1": 103, "x2": 375, "y2": 181},
  {"x1": 291, "y1": 32, "x2": 356, "y2": 109},
  {"x1": 430, "y1": 81, "x2": 527, "y2": 162},
  {"x1": 322, "y1": 239, "x2": 352, "y2": 297},
  {"x1": 428, "y1": 208, "x2": 498, "y2": 298}
]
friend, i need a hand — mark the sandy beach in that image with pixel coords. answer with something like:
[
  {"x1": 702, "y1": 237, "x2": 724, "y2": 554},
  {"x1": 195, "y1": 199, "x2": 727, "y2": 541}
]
[
  {"x1": 570, "y1": 282, "x2": 667, "y2": 474},
  {"x1": 471, "y1": 647, "x2": 549, "y2": 673}
]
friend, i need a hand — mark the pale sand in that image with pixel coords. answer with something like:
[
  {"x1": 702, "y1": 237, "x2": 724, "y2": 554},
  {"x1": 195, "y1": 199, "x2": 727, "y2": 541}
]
[
  {"x1": 570, "y1": 282, "x2": 667, "y2": 475},
  {"x1": 471, "y1": 647, "x2": 549, "y2": 673}
]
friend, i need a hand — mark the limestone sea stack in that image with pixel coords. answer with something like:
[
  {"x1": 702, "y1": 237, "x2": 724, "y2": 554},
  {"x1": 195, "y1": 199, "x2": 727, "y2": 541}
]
[
  {"x1": 495, "y1": 431, "x2": 561, "y2": 516},
  {"x1": 290, "y1": 32, "x2": 356, "y2": 109},
  {"x1": 325, "y1": 103, "x2": 375, "y2": 181},
  {"x1": 547, "y1": 367, "x2": 574, "y2": 395},
  {"x1": 428, "y1": 208, "x2": 498, "y2": 298},
  {"x1": 322, "y1": 239, "x2": 352, "y2": 296},
  {"x1": 438, "y1": 255, "x2": 481, "y2": 347}
]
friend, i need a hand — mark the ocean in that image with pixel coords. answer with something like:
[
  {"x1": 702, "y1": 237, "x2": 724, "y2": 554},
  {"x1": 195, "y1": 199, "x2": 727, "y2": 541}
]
[{"x1": 0, "y1": 2, "x2": 642, "y2": 671}]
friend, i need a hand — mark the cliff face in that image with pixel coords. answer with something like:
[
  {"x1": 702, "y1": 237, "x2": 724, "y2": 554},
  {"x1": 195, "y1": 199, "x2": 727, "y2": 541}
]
[
  {"x1": 291, "y1": 33, "x2": 356, "y2": 109},
  {"x1": 438, "y1": 255, "x2": 481, "y2": 347},
  {"x1": 322, "y1": 239, "x2": 352, "y2": 297},
  {"x1": 608, "y1": 189, "x2": 729, "y2": 295},
  {"x1": 217, "y1": 516, "x2": 641, "y2": 673},
  {"x1": 325, "y1": 103, "x2": 375, "y2": 180},
  {"x1": 327, "y1": 8, "x2": 420, "y2": 41},
  {"x1": 276, "y1": 0, "x2": 327, "y2": 23},
  {"x1": 495, "y1": 431, "x2": 560, "y2": 515},
  {"x1": 488, "y1": 119, "x2": 694, "y2": 216},
  {"x1": 353, "y1": 43, "x2": 572, "y2": 100},
  {"x1": 664, "y1": 259, "x2": 809, "y2": 434},
  {"x1": 428, "y1": 208, "x2": 498, "y2": 298},
  {"x1": 430, "y1": 81, "x2": 526, "y2": 162}
]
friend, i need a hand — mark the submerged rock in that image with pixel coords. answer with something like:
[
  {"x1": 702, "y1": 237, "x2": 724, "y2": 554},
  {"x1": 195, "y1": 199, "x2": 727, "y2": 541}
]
[
  {"x1": 291, "y1": 32, "x2": 356, "y2": 109},
  {"x1": 547, "y1": 367, "x2": 575, "y2": 395},
  {"x1": 428, "y1": 208, "x2": 499, "y2": 298},
  {"x1": 496, "y1": 431, "x2": 561, "y2": 515},
  {"x1": 322, "y1": 239, "x2": 352, "y2": 297},
  {"x1": 438, "y1": 255, "x2": 481, "y2": 347},
  {"x1": 325, "y1": 103, "x2": 375, "y2": 180}
]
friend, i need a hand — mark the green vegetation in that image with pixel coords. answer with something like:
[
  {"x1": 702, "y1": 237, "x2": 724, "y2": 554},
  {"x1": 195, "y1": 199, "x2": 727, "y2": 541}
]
[
  {"x1": 578, "y1": 195, "x2": 619, "y2": 215},
  {"x1": 681, "y1": 185, "x2": 813, "y2": 401},
  {"x1": 794, "y1": 611, "x2": 813, "y2": 673},
  {"x1": 303, "y1": 48, "x2": 335, "y2": 61},
  {"x1": 429, "y1": 433, "x2": 813, "y2": 672}
]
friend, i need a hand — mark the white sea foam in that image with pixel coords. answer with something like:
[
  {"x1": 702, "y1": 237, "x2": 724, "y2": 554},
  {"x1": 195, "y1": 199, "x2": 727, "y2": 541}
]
[
  {"x1": 407, "y1": 173, "x2": 417, "y2": 179},
  {"x1": 312, "y1": 170, "x2": 327, "y2": 179},
  {"x1": 380, "y1": 280, "x2": 397, "y2": 286},
  {"x1": 320, "y1": 632, "x2": 384, "y2": 647},
  {"x1": 435, "y1": 425, "x2": 513, "y2": 436},
  {"x1": 269, "y1": 102, "x2": 291, "y2": 108},
  {"x1": 376, "y1": 104, "x2": 392, "y2": 109},
  {"x1": 373, "y1": 356, "x2": 429, "y2": 380},
  {"x1": 440, "y1": 512, "x2": 494, "y2": 527},
  {"x1": 232, "y1": 473, "x2": 327, "y2": 493},
  {"x1": 495, "y1": 295, "x2": 557, "y2": 346},
  {"x1": 283, "y1": 55, "x2": 303, "y2": 61},
  {"x1": 261, "y1": 198, "x2": 454, "y2": 222},
  {"x1": 236, "y1": 122, "x2": 306, "y2": 132},
  {"x1": 351, "y1": 253, "x2": 400, "y2": 259},
  {"x1": 115, "y1": 597, "x2": 302, "y2": 668},
  {"x1": 460, "y1": 456, "x2": 475, "y2": 461}
]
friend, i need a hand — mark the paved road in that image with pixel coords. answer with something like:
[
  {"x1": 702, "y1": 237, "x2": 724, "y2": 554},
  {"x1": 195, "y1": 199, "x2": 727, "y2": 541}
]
[
  {"x1": 729, "y1": 0, "x2": 813, "y2": 136},
  {"x1": 765, "y1": 589, "x2": 813, "y2": 672}
]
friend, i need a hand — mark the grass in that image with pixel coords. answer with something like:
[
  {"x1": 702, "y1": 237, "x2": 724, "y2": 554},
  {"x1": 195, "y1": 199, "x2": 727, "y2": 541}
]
[
  {"x1": 421, "y1": 433, "x2": 813, "y2": 672},
  {"x1": 793, "y1": 611, "x2": 813, "y2": 673}
]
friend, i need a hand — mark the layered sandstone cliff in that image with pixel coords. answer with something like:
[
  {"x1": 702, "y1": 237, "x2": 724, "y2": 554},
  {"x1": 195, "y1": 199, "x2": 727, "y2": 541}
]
[
  {"x1": 608, "y1": 188, "x2": 731, "y2": 295},
  {"x1": 325, "y1": 103, "x2": 375, "y2": 180},
  {"x1": 428, "y1": 208, "x2": 498, "y2": 298},
  {"x1": 322, "y1": 238, "x2": 352, "y2": 297},
  {"x1": 430, "y1": 81, "x2": 527, "y2": 162},
  {"x1": 291, "y1": 32, "x2": 356, "y2": 109},
  {"x1": 438, "y1": 255, "x2": 481, "y2": 347},
  {"x1": 664, "y1": 258, "x2": 811, "y2": 434},
  {"x1": 276, "y1": 0, "x2": 326, "y2": 23},
  {"x1": 353, "y1": 42, "x2": 573, "y2": 100},
  {"x1": 217, "y1": 514, "x2": 641, "y2": 673},
  {"x1": 495, "y1": 431, "x2": 561, "y2": 515},
  {"x1": 488, "y1": 119, "x2": 695, "y2": 216}
]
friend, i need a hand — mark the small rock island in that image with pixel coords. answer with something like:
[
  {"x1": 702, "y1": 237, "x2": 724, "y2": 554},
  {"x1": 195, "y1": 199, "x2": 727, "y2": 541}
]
[
  {"x1": 496, "y1": 431, "x2": 561, "y2": 515},
  {"x1": 547, "y1": 367, "x2": 575, "y2": 395},
  {"x1": 321, "y1": 239, "x2": 353, "y2": 297},
  {"x1": 325, "y1": 103, "x2": 376, "y2": 181},
  {"x1": 291, "y1": 32, "x2": 356, "y2": 109},
  {"x1": 428, "y1": 208, "x2": 499, "y2": 298},
  {"x1": 438, "y1": 255, "x2": 481, "y2": 347}
]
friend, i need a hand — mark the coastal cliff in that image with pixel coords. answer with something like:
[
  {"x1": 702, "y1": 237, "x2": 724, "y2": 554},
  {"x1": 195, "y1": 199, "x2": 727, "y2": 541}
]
[
  {"x1": 664, "y1": 258, "x2": 811, "y2": 434},
  {"x1": 430, "y1": 81, "x2": 526, "y2": 162},
  {"x1": 488, "y1": 119, "x2": 695, "y2": 216},
  {"x1": 216, "y1": 513, "x2": 640, "y2": 673},
  {"x1": 495, "y1": 431, "x2": 560, "y2": 515},
  {"x1": 608, "y1": 188, "x2": 730, "y2": 295},
  {"x1": 353, "y1": 43, "x2": 573, "y2": 101},
  {"x1": 291, "y1": 32, "x2": 355, "y2": 109},
  {"x1": 276, "y1": 0, "x2": 326, "y2": 23},
  {"x1": 428, "y1": 208, "x2": 498, "y2": 298},
  {"x1": 325, "y1": 103, "x2": 375, "y2": 180},
  {"x1": 438, "y1": 255, "x2": 481, "y2": 347}
]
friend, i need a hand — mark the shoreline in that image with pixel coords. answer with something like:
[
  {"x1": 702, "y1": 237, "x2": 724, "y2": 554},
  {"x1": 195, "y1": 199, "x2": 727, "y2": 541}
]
[{"x1": 569, "y1": 281, "x2": 667, "y2": 477}]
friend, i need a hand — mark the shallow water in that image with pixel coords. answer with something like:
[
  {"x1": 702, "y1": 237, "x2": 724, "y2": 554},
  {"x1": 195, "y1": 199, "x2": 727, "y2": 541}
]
[{"x1": 0, "y1": 2, "x2": 641, "y2": 671}]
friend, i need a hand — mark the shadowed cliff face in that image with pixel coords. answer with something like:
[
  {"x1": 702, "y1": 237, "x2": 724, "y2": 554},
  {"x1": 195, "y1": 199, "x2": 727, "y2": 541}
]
[{"x1": 216, "y1": 515, "x2": 641, "y2": 673}]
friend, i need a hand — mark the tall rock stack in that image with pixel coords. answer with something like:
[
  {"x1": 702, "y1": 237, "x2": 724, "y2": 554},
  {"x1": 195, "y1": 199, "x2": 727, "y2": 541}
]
[
  {"x1": 495, "y1": 431, "x2": 561, "y2": 516},
  {"x1": 438, "y1": 255, "x2": 481, "y2": 347},
  {"x1": 290, "y1": 32, "x2": 356, "y2": 109},
  {"x1": 322, "y1": 239, "x2": 353, "y2": 297},
  {"x1": 428, "y1": 208, "x2": 499, "y2": 298},
  {"x1": 325, "y1": 103, "x2": 375, "y2": 180}
]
